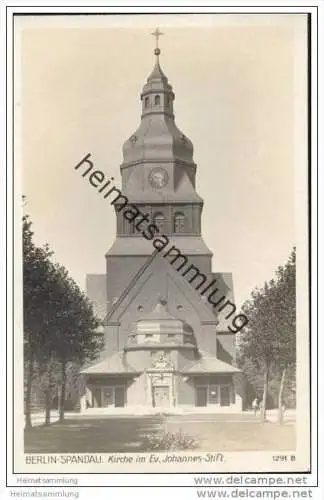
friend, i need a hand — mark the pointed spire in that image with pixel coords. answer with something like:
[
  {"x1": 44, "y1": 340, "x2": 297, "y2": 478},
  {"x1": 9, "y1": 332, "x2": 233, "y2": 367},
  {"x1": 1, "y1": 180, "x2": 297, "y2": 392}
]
[
  {"x1": 147, "y1": 59, "x2": 168, "y2": 82},
  {"x1": 122, "y1": 29, "x2": 195, "y2": 167}
]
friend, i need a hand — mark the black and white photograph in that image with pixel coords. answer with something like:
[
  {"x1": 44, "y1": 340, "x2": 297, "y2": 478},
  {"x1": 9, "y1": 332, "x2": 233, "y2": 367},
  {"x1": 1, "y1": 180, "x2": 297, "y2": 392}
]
[{"x1": 7, "y1": 9, "x2": 317, "y2": 481}]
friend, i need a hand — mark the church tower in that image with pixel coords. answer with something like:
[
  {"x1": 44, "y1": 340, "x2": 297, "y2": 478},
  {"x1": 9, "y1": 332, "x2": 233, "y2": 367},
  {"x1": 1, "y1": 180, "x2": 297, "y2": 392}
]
[
  {"x1": 106, "y1": 28, "x2": 213, "y2": 308},
  {"x1": 82, "y1": 31, "x2": 242, "y2": 412}
]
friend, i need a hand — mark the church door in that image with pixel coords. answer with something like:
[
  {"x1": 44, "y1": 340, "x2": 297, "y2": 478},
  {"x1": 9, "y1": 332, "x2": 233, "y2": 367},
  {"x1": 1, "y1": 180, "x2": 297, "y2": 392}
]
[
  {"x1": 114, "y1": 386, "x2": 125, "y2": 407},
  {"x1": 153, "y1": 386, "x2": 170, "y2": 407},
  {"x1": 220, "y1": 386, "x2": 231, "y2": 407},
  {"x1": 196, "y1": 387, "x2": 207, "y2": 407}
]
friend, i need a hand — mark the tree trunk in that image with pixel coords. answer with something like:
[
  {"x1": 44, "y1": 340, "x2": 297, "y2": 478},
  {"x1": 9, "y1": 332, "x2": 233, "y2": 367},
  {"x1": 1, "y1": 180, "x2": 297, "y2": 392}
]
[
  {"x1": 40, "y1": 361, "x2": 51, "y2": 426},
  {"x1": 44, "y1": 386, "x2": 51, "y2": 426},
  {"x1": 59, "y1": 360, "x2": 67, "y2": 422},
  {"x1": 277, "y1": 367, "x2": 287, "y2": 425},
  {"x1": 260, "y1": 369, "x2": 269, "y2": 422},
  {"x1": 25, "y1": 352, "x2": 34, "y2": 429}
]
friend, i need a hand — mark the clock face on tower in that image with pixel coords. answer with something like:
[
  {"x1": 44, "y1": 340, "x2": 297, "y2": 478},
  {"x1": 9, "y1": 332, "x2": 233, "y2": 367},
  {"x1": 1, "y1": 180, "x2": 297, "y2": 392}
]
[{"x1": 148, "y1": 167, "x2": 169, "y2": 189}]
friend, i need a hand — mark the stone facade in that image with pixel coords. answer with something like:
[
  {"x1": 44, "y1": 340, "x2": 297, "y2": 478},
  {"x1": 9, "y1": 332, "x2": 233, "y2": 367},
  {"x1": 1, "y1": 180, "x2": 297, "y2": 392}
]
[{"x1": 81, "y1": 43, "x2": 242, "y2": 413}]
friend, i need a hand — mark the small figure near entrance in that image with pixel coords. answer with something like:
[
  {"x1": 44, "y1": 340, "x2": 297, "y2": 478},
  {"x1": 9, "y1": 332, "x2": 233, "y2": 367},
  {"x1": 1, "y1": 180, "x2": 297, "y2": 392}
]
[{"x1": 252, "y1": 397, "x2": 259, "y2": 416}]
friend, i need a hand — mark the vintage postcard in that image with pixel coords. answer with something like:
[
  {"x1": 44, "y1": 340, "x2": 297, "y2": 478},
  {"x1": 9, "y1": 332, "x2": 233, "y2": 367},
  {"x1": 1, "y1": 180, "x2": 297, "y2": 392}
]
[{"x1": 7, "y1": 8, "x2": 318, "y2": 484}]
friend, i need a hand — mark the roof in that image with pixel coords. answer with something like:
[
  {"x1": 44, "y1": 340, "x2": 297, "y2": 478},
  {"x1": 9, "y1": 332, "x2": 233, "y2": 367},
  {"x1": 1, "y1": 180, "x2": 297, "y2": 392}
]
[
  {"x1": 147, "y1": 59, "x2": 168, "y2": 83},
  {"x1": 182, "y1": 352, "x2": 241, "y2": 374},
  {"x1": 211, "y1": 272, "x2": 235, "y2": 332},
  {"x1": 81, "y1": 352, "x2": 139, "y2": 375},
  {"x1": 122, "y1": 115, "x2": 195, "y2": 167},
  {"x1": 104, "y1": 251, "x2": 217, "y2": 325},
  {"x1": 106, "y1": 236, "x2": 212, "y2": 256}
]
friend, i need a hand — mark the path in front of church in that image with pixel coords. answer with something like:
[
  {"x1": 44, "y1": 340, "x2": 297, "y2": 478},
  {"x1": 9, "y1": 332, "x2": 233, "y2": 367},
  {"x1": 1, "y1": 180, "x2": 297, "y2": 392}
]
[
  {"x1": 25, "y1": 411, "x2": 295, "y2": 454},
  {"x1": 29, "y1": 409, "x2": 296, "y2": 427}
]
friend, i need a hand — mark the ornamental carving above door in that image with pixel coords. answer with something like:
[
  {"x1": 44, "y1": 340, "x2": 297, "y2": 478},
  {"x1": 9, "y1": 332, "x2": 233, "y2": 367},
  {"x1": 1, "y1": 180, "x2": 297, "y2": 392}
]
[{"x1": 151, "y1": 350, "x2": 173, "y2": 369}]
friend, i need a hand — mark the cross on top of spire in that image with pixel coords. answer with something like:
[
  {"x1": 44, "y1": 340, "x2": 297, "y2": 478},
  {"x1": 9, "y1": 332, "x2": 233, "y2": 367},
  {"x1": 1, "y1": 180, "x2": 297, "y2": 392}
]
[{"x1": 151, "y1": 27, "x2": 164, "y2": 56}]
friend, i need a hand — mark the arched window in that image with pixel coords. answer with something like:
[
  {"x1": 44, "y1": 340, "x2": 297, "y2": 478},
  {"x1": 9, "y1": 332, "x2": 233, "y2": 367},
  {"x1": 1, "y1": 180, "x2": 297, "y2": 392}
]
[
  {"x1": 173, "y1": 212, "x2": 185, "y2": 233},
  {"x1": 144, "y1": 97, "x2": 149, "y2": 108},
  {"x1": 154, "y1": 95, "x2": 160, "y2": 106},
  {"x1": 153, "y1": 212, "x2": 165, "y2": 232}
]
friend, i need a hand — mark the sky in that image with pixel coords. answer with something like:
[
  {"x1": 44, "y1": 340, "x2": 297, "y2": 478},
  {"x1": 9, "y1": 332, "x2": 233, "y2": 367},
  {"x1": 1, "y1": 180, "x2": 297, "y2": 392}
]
[{"x1": 16, "y1": 13, "x2": 308, "y2": 307}]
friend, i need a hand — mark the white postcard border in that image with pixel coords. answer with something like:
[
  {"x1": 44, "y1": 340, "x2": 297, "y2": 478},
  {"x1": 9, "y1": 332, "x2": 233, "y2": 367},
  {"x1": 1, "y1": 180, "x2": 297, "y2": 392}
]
[{"x1": 2, "y1": 0, "x2": 322, "y2": 493}]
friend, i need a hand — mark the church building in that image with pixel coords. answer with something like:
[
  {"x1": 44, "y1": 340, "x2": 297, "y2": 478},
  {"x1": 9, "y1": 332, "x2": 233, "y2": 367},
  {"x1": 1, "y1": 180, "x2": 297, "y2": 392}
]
[{"x1": 81, "y1": 32, "x2": 242, "y2": 413}]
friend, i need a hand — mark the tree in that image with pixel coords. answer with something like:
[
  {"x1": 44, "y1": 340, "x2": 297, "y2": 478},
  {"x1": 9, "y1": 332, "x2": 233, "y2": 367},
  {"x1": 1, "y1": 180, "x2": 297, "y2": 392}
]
[
  {"x1": 48, "y1": 264, "x2": 102, "y2": 422},
  {"x1": 273, "y1": 248, "x2": 296, "y2": 423},
  {"x1": 238, "y1": 248, "x2": 296, "y2": 422},
  {"x1": 23, "y1": 214, "x2": 54, "y2": 428},
  {"x1": 23, "y1": 212, "x2": 103, "y2": 427}
]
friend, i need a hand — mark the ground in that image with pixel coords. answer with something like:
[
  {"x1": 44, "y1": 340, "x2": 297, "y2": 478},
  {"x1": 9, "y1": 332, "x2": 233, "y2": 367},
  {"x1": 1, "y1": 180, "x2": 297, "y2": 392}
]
[{"x1": 24, "y1": 413, "x2": 296, "y2": 453}]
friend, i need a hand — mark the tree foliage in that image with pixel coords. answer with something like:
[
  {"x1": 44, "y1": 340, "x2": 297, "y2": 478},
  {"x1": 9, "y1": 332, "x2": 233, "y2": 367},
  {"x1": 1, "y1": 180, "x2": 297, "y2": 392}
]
[
  {"x1": 238, "y1": 248, "x2": 296, "y2": 422},
  {"x1": 23, "y1": 212, "x2": 103, "y2": 427}
]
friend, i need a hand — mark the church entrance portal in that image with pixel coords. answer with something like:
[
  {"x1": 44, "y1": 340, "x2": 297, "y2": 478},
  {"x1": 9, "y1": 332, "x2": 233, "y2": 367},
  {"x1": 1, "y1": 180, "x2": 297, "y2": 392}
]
[{"x1": 153, "y1": 386, "x2": 170, "y2": 407}]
